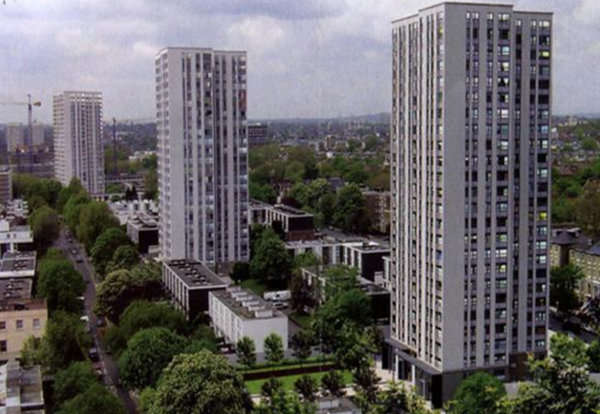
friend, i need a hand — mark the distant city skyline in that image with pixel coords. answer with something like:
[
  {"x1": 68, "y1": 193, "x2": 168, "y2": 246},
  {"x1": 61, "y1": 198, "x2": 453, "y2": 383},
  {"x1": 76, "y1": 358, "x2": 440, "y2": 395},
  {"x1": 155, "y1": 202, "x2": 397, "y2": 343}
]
[{"x1": 0, "y1": 0, "x2": 597, "y2": 123}]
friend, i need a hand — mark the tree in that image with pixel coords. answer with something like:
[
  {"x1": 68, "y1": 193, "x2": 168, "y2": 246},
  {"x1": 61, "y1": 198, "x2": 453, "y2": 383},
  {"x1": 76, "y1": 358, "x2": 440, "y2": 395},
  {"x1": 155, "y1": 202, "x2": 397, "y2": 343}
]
[
  {"x1": 144, "y1": 169, "x2": 158, "y2": 200},
  {"x1": 57, "y1": 178, "x2": 85, "y2": 213},
  {"x1": 334, "y1": 325, "x2": 377, "y2": 371},
  {"x1": 264, "y1": 333, "x2": 285, "y2": 366},
  {"x1": 148, "y1": 350, "x2": 249, "y2": 414},
  {"x1": 250, "y1": 182, "x2": 277, "y2": 204},
  {"x1": 63, "y1": 193, "x2": 91, "y2": 234},
  {"x1": 250, "y1": 228, "x2": 292, "y2": 285},
  {"x1": 54, "y1": 361, "x2": 98, "y2": 407},
  {"x1": 448, "y1": 373, "x2": 506, "y2": 414},
  {"x1": 231, "y1": 262, "x2": 251, "y2": 284},
  {"x1": 94, "y1": 265, "x2": 163, "y2": 323},
  {"x1": 294, "y1": 375, "x2": 318, "y2": 403},
  {"x1": 236, "y1": 336, "x2": 257, "y2": 369},
  {"x1": 588, "y1": 340, "x2": 600, "y2": 373},
  {"x1": 40, "y1": 311, "x2": 91, "y2": 373},
  {"x1": 118, "y1": 327, "x2": 186, "y2": 390},
  {"x1": 106, "y1": 244, "x2": 140, "y2": 274},
  {"x1": 353, "y1": 364, "x2": 380, "y2": 406},
  {"x1": 550, "y1": 264, "x2": 584, "y2": 314},
  {"x1": 254, "y1": 388, "x2": 316, "y2": 414},
  {"x1": 321, "y1": 370, "x2": 346, "y2": 398},
  {"x1": 91, "y1": 228, "x2": 132, "y2": 277},
  {"x1": 57, "y1": 384, "x2": 126, "y2": 414},
  {"x1": 76, "y1": 201, "x2": 120, "y2": 252},
  {"x1": 20, "y1": 336, "x2": 42, "y2": 367},
  {"x1": 37, "y1": 258, "x2": 85, "y2": 313},
  {"x1": 318, "y1": 192, "x2": 336, "y2": 226},
  {"x1": 29, "y1": 206, "x2": 60, "y2": 251},
  {"x1": 118, "y1": 300, "x2": 188, "y2": 343},
  {"x1": 506, "y1": 333, "x2": 600, "y2": 414},
  {"x1": 313, "y1": 289, "x2": 372, "y2": 352},
  {"x1": 576, "y1": 180, "x2": 600, "y2": 238},
  {"x1": 373, "y1": 381, "x2": 432, "y2": 414},
  {"x1": 290, "y1": 330, "x2": 314, "y2": 363},
  {"x1": 261, "y1": 377, "x2": 283, "y2": 400},
  {"x1": 333, "y1": 184, "x2": 370, "y2": 233}
]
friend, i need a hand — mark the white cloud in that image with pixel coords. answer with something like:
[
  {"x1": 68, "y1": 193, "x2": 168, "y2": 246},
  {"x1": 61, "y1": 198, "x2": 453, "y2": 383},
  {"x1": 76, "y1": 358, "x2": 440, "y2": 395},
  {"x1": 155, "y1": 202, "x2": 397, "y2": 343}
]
[{"x1": 0, "y1": 0, "x2": 598, "y2": 121}]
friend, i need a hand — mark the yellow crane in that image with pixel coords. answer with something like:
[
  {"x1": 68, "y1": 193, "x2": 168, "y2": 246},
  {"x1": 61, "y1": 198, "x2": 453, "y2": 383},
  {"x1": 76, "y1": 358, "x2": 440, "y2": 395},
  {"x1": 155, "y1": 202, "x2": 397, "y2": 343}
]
[{"x1": 0, "y1": 95, "x2": 42, "y2": 147}]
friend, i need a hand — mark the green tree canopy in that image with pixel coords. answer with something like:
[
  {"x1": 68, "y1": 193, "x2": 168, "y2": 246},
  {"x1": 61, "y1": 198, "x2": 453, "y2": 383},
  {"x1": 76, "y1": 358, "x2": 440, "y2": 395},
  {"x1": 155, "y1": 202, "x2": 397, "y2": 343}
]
[
  {"x1": 333, "y1": 184, "x2": 371, "y2": 233},
  {"x1": 264, "y1": 333, "x2": 285, "y2": 366},
  {"x1": 575, "y1": 180, "x2": 600, "y2": 237},
  {"x1": 106, "y1": 244, "x2": 140, "y2": 274},
  {"x1": 94, "y1": 264, "x2": 163, "y2": 323},
  {"x1": 118, "y1": 327, "x2": 186, "y2": 391},
  {"x1": 63, "y1": 193, "x2": 91, "y2": 233},
  {"x1": 29, "y1": 205, "x2": 61, "y2": 251},
  {"x1": 40, "y1": 311, "x2": 91, "y2": 373},
  {"x1": 91, "y1": 227, "x2": 132, "y2": 277},
  {"x1": 57, "y1": 384, "x2": 126, "y2": 414},
  {"x1": 76, "y1": 201, "x2": 120, "y2": 252},
  {"x1": 118, "y1": 300, "x2": 188, "y2": 343},
  {"x1": 37, "y1": 258, "x2": 85, "y2": 313},
  {"x1": 236, "y1": 336, "x2": 257, "y2": 369},
  {"x1": 550, "y1": 264, "x2": 584, "y2": 314},
  {"x1": 54, "y1": 361, "x2": 98, "y2": 407},
  {"x1": 148, "y1": 350, "x2": 250, "y2": 414},
  {"x1": 250, "y1": 228, "x2": 292, "y2": 285},
  {"x1": 448, "y1": 373, "x2": 506, "y2": 414}
]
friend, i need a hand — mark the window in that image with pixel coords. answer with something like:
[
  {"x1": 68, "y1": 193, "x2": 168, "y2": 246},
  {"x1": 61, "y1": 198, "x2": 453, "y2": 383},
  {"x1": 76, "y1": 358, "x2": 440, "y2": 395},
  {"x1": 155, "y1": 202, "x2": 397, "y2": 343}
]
[
  {"x1": 499, "y1": 13, "x2": 510, "y2": 22},
  {"x1": 33, "y1": 319, "x2": 41, "y2": 330},
  {"x1": 0, "y1": 321, "x2": 5, "y2": 330},
  {"x1": 499, "y1": 46, "x2": 510, "y2": 56},
  {"x1": 0, "y1": 341, "x2": 6, "y2": 353},
  {"x1": 16, "y1": 320, "x2": 23, "y2": 330}
]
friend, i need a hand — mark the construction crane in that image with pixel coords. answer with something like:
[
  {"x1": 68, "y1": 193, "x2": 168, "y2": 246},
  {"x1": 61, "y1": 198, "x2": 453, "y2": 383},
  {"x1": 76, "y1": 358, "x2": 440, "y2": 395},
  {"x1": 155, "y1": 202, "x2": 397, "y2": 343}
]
[{"x1": 0, "y1": 95, "x2": 42, "y2": 147}]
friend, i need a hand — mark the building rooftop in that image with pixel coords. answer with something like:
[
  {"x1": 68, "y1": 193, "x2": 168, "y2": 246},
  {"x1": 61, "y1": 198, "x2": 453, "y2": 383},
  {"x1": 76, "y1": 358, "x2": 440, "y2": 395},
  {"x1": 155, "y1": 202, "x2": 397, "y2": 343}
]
[
  {"x1": 269, "y1": 204, "x2": 313, "y2": 218},
  {"x1": 0, "y1": 362, "x2": 45, "y2": 414},
  {"x1": 164, "y1": 259, "x2": 229, "y2": 290},
  {"x1": 343, "y1": 240, "x2": 390, "y2": 253},
  {"x1": 127, "y1": 212, "x2": 158, "y2": 230},
  {"x1": 0, "y1": 252, "x2": 36, "y2": 279},
  {"x1": 211, "y1": 287, "x2": 286, "y2": 320},
  {"x1": 551, "y1": 228, "x2": 591, "y2": 247}
]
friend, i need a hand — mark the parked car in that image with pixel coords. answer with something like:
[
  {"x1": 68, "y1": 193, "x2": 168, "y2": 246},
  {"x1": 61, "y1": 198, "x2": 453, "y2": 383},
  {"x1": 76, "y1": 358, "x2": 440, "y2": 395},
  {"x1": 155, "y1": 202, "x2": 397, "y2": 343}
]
[
  {"x1": 89, "y1": 347, "x2": 100, "y2": 362},
  {"x1": 273, "y1": 302, "x2": 288, "y2": 310},
  {"x1": 75, "y1": 256, "x2": 83, "y2": 263}
]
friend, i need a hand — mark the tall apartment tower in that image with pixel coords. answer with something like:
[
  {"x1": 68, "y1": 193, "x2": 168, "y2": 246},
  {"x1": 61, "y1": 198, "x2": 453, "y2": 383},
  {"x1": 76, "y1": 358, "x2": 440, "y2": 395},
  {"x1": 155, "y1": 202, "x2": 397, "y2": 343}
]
[
  {"x1": 390, "y1": 3, "x2": 552, "y2": 406},
  {"x1": 156, "y1": 48, "x2": 249, "y2": 264},
  {"x1": 53, "y1": 91, "x2": 105, "y2": 196}
]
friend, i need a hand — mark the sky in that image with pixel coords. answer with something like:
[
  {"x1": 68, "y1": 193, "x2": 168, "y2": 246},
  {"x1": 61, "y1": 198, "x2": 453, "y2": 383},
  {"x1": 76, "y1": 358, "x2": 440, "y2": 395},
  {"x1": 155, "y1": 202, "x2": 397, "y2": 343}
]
[{"x1": 0, "y1": 0, "x2": 598, "y2": 123}]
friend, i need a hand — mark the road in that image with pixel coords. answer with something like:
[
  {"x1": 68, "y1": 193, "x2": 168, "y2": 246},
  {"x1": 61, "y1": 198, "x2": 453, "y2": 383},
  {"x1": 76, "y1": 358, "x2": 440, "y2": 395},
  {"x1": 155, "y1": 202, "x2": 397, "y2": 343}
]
[{"x1": 55, "y1": 229, "x2": 138, "y2": 414}]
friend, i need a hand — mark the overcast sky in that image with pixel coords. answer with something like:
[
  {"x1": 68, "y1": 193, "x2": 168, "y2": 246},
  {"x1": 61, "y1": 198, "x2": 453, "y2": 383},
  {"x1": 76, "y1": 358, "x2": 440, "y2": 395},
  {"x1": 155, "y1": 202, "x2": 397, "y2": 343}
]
[{"x1": 0, "y1": 0, "x2": 598, "y2": 123}]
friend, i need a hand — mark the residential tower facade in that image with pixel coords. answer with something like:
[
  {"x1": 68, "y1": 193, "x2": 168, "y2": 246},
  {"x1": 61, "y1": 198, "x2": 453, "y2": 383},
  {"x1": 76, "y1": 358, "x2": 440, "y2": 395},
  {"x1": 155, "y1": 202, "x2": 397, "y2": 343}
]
[
  {"x1": 53, "y1": 91, "x2": 105, "y2": 196},
  {"x1": 390, "y1": 3, "x2": 552, "y2": 406},
  {"x1": 156, "y1": 47, "x2": 249, "y2": 263}
]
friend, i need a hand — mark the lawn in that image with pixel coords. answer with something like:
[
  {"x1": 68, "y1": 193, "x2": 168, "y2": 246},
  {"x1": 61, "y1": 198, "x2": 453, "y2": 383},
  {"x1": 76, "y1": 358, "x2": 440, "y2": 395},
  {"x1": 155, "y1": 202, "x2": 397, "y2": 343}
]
[
  {"x1": 245, "y1": 370, "x2": 353, "y2": 395},
  {"x1": 240, "y1": 279, "x2": 271, "y2": 297},
  {"x1": 289, "y1": 311, "x2": 314, "y2": 329},
  {"x1": 240, "y1": 358, "x2": 334, "y2": 374}
]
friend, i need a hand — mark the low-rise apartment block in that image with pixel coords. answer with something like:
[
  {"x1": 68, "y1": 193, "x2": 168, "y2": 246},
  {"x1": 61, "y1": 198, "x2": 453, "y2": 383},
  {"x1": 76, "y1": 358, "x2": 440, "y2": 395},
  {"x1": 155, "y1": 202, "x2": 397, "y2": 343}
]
[
  {"x1": 570, "y1": 242, "x2": 600, "y2": 300},
  {"x1": 163, "y1": 260, "x2": 229, "y2": 321},
  {"x1": 0, "y1": 220, "x2": 33, "y2": 254},
  {"x1": 264, "y1": 204, "x2": 315, "y2": 241},
  {"x1": 0, "y1": 279, "x2": 47, "y2": 361},
  {"x1": 0, "y1": 252, "x2": 36, "y2": 279},
  {"x1": 0, "y1": 361, "x2": 45, "y2": 413},
  {"x1": 209, "y1": 287, "x2": 288, "y2": 353},
  {"x1": 127, "y1": 212, "x2": 159, "y2": 254},
  {"x1": 550, "y1": 227, "x2": 590, "y2": 268}
]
